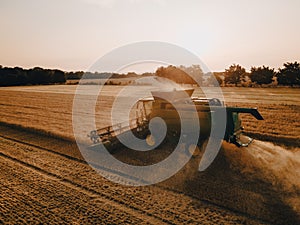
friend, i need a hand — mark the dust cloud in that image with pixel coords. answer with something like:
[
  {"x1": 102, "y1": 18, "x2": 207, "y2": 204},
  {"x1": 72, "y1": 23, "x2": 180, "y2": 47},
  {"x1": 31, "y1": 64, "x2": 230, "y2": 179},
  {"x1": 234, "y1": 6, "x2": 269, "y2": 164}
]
[{"x1": 223, "y1": 140, "x2": 300, "y2": 214}]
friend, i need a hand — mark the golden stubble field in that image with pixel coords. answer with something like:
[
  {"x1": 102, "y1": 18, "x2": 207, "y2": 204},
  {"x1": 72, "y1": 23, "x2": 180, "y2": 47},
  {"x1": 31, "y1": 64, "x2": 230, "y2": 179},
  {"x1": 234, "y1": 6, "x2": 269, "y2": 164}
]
[
  {"x1": 0, "y1": 84, "x2": 300, "y2": 224},
  {"x1": 0, "y1": 85, "x2": 299, "y2": 145}
]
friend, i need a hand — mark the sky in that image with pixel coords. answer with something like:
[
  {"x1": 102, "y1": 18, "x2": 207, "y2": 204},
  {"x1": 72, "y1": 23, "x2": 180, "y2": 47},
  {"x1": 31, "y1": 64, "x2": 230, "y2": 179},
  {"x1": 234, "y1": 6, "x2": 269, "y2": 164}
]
[{"x1": 1, "y1": 0, "x2": 300, "y2": 72}]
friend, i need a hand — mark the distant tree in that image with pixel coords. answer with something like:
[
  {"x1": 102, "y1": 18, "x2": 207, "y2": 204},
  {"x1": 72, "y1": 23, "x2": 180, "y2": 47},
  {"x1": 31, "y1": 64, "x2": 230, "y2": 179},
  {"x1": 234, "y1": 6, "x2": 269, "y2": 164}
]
[
  {"x1": 277, "y1": 62, "x2": 300, "y2": 86},
  {"x1": 14, "y1": 67, "x2": 28, "y2": 85},
  {"x1": 155, "y1": 65, "x2": 203, "y2": 85},
  {"x1": 250, "y1": 66, "x2": 275, "y2": 85},
  {"x1": 65, "y1": 72, "x2": 75, "y2": 80},
  {"x1": 215, "y1": 73, "x2": 223, "y2": 86},
  {"x1": 0, "y1": 67, "x2": 27, "y2": 86},
  {"x1": 50, "y1": 69, "x2": 66, "y2": 83},
  {"x1": 224, "y1": 64, "x2": 246, "y2": 86},
  {"x1": 179, "y1": 65, "x2": 204, "y2": 85},
  {"x1": 156, "y1": 65, "x2": 194, "y2": 84},
  {"x1": 141, "y1": 72, "x2": 155, "y2": 77},
  {"x1": 74, "y1": 71, "x2": 85, "y2": 79},
  {"x1": 84, "y1": 71, "x2": 95, "y2": 79},
  {"x1": 27, "y1": 67, "x2": 50, "y2": 84},
  {"x1": 206, "y1": 72, "x2": 223, "y2": 86},
  {"x1": 111, "y1": 72, "x2": 124, "y2": 79},
  {"x1": 126, "y1": 72, "x2": 138, "y2": 77}
]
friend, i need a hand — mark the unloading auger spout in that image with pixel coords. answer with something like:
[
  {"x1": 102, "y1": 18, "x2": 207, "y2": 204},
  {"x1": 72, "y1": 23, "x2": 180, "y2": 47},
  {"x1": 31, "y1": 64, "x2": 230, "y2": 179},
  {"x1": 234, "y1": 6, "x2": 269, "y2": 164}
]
[{"x1": 223, "y1": 107, "x2": 264, "y2": 147}]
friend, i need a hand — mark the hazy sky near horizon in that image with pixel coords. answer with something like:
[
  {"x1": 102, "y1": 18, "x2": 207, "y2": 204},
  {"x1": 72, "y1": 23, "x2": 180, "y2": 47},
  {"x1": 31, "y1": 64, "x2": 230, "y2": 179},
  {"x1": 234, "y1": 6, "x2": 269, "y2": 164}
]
[{"x1": 1, "y1": 0, "x2": 300, "y2": 72}]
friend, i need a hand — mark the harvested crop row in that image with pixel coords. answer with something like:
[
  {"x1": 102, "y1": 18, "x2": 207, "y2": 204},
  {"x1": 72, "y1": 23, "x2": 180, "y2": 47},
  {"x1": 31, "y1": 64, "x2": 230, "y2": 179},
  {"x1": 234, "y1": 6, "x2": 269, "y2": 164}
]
[
  {"x1": 0, "y1": 157, "x2": 147, "y2": 225},
  {"x1": 0, "y1": 135, "x2": 262, "y2": 224}
]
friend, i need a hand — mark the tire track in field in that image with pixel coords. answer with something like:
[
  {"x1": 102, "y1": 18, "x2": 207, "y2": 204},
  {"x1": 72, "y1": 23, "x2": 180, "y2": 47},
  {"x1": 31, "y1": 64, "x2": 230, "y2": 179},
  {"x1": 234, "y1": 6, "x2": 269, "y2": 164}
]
[
  {"x1": 0, "y1": 124, "x2": 274, "y2": 223},
  {"x1": 0, "y1": 131, "x2": 264, "y2": 221},
  {"x1": 0, "y1": 142, "x2": 167, "y2": 225},
  {"x1": 0, "y1": 157, "x2": 148, "y2": 225},
  {"x1": 0, "y1": 134, "x2": 84, "y2": 162},
  {"x1": 0, "y1": 137, "x2": 206, "y2": 224},
  {"x1": 0, "y1": 133, "x2": 149, "y2": 185},
  {"x1": 0, "y1": 134, "x2": 262, "y2": 224}
]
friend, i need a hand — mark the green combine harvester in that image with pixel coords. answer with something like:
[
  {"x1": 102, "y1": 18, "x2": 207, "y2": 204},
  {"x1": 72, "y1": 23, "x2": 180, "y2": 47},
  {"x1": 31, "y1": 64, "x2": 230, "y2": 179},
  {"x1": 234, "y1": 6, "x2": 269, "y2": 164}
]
[{"x1": 88, "y1": 89, "x2": 264, "y2": 150}]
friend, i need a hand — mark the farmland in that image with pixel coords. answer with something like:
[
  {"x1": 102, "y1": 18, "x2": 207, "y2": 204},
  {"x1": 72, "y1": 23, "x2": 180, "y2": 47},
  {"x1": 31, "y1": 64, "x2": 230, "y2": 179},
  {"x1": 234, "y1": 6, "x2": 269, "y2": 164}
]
[
  {"x1": 0, "y1": 85, "x2": 300, "y2": 224},
  {"x1": 0, "y1": 85, "x2": 299, "y2": 145}
]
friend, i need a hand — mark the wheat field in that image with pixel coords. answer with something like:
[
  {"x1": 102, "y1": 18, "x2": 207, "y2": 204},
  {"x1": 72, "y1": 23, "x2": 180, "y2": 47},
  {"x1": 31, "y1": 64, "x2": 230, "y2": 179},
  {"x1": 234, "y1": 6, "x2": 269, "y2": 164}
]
[
  {"x1": 0, "y1": 85, "x2": 300, "y2": 224},
  {"x1": 0, "y1": 85, "x2": 299, "y2": 146}
]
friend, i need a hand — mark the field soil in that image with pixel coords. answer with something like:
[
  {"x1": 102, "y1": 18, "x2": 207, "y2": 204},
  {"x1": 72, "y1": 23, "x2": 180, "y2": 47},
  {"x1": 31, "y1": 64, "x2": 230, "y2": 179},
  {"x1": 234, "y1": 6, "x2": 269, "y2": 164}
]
[
  {"x1": 1, "y1": 124, "x2": 299, "y2": 224},
  {"x1": 0, "y1": 85, "x2": 299, "y2": 224}
]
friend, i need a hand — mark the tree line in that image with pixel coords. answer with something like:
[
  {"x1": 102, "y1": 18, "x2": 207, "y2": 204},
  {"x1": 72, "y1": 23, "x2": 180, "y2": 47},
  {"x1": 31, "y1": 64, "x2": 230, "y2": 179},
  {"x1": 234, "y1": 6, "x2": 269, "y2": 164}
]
[
  {"x1": 0, "y1": 65, "x2": 154, "y2": 86},
  {"x1": 0, "y1": 66, "x2": 66, "y2": 86},
  {"x1": 155, "y1": 61, "x2": 300, "y2": 87},
  {"x1": 1, "y1": 61, "x2": 299, "y2": 87},
  {"x1": 155, "y1": 65, "x2": 204, "y2": 85},
  {"x1": 221, "y1": 61, "x2": 300, "y2": 87}
]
